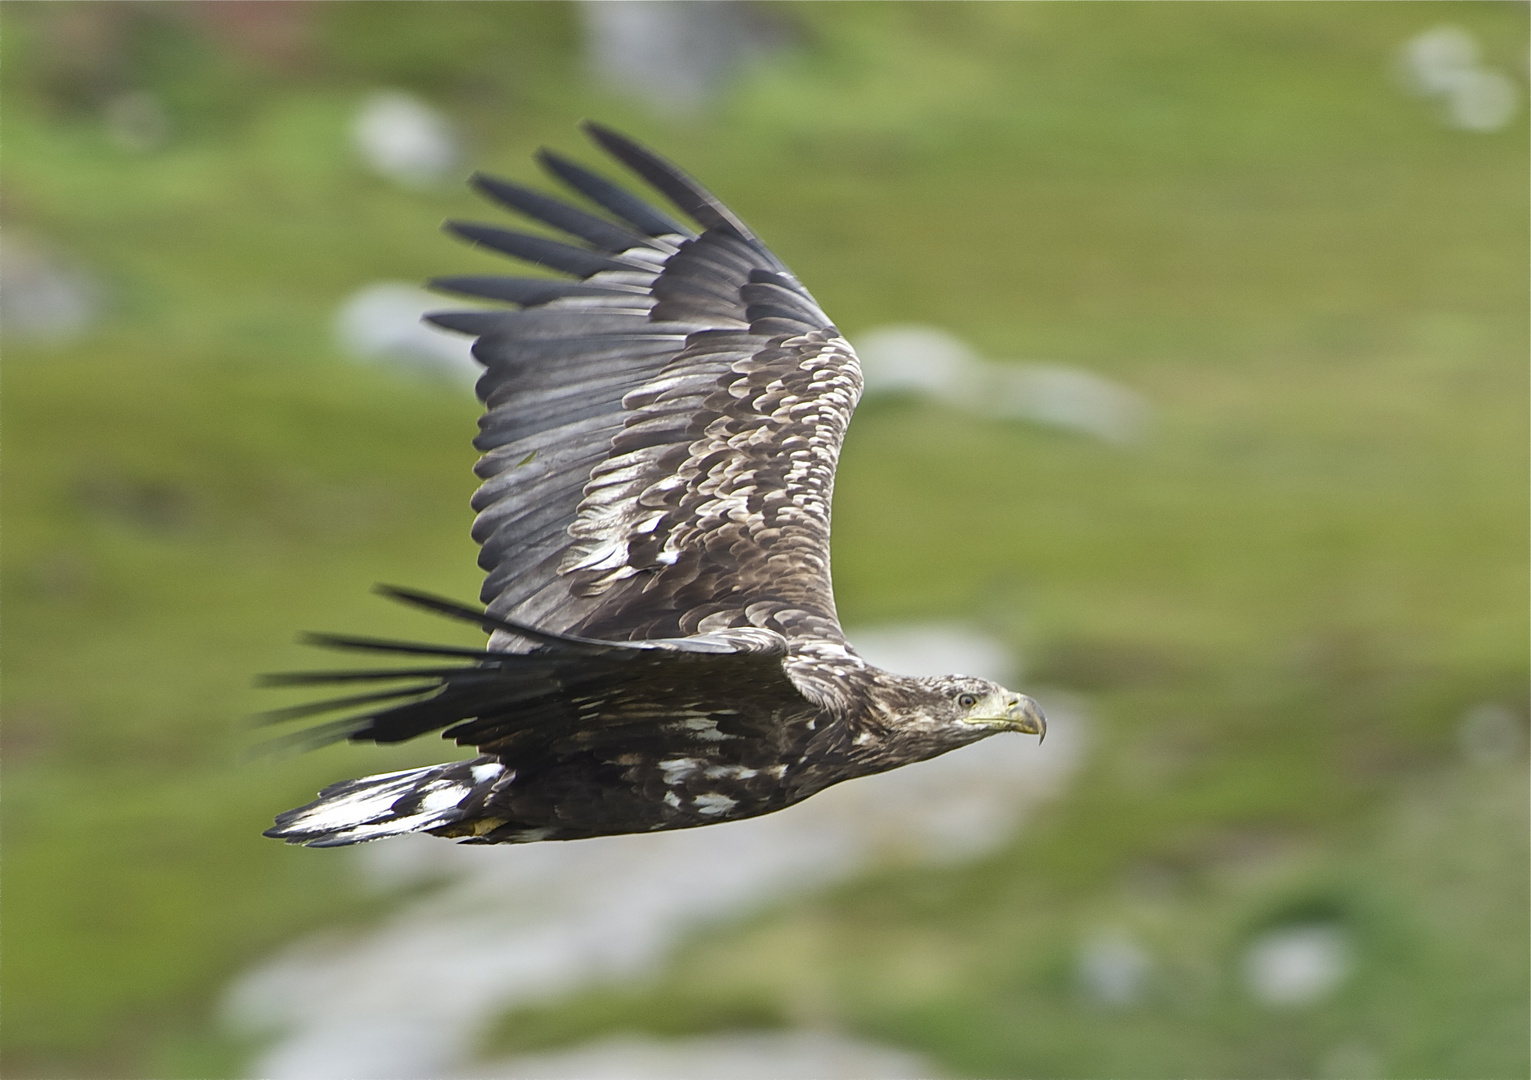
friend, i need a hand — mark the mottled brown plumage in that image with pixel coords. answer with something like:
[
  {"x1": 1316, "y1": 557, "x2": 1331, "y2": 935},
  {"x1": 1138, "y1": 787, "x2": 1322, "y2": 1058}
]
[{"x1": 264, "y1": 124, "x2": 1043, "y2": 848}]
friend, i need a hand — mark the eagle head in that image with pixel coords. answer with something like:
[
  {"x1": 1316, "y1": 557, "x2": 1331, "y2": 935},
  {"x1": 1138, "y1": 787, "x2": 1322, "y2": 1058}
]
[
  {"x1": 864, "y1": 673, "x2": 1047, "y2": 765},
  {"x1": 925, "y1": 675, "x2": 1047, "y2": 739}
]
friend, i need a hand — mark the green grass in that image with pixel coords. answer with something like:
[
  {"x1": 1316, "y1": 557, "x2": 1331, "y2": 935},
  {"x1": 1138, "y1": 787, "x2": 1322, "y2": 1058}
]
[{"x1": 3, "y1": 2, "x2": 1526, "y2": 1077}]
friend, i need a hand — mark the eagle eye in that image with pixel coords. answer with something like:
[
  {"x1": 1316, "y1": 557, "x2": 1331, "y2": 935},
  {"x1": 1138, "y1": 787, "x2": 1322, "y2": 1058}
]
[{"x1": 956, "y1": 692, "x2": 979, "y2": 709}]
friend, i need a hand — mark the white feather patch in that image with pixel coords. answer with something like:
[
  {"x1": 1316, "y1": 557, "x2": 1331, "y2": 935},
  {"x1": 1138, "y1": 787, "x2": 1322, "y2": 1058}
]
[
  {"x1": 286, "y1": 768, "x2": 435, "y2": 832},
  {"x1": 419, "y1": 783, "x2": 468, "y2": 813},
  {"x1": 659, "y1": 758, "x2": 700, "y2": 784},
  {"x1": 703, "y1": 764, "x2": 757, "y2": 780},
  {"x1": 693, "y1": 793, "x2": 738, "y2": 816},
  {"x1": 314, "y1": 810, "x2": 450, "y2": 845},
  {"x1": 471, "y1": 762, "x2": 504, "y2": 784}
]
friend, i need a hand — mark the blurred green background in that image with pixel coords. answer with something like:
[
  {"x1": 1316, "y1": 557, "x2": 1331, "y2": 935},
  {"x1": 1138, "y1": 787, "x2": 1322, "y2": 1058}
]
[{"x1": 3, "y1": 2, "x2": 1526, "y2": 1077}]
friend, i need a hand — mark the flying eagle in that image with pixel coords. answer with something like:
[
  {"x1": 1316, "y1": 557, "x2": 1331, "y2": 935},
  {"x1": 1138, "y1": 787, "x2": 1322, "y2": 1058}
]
[{"x1": 265, "y1": 123, "x2": 1045, "y2": 847}]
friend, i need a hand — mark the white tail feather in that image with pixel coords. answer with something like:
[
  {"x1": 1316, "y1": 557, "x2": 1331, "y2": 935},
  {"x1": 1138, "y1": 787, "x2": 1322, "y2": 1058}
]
[{"x1": 266, "y1": 763, "x2": 489, "y2": 847}]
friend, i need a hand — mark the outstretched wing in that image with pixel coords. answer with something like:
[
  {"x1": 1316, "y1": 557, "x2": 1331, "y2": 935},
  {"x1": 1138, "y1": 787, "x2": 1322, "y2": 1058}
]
[
  {"x1": 259, "y1": 589, "x2": 831, "y2": 839},
  {"x1": 429, "y1": 124, "x2": 863, "y2": 676}
]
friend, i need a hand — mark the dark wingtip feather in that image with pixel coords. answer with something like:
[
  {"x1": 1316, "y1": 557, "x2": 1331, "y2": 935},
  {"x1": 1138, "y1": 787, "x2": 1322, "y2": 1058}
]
[
  {"x1": 372, "y1": 584, "x2": 611, "y2": 652},
  {"x1": 251, "y1": 683, "x2": 443, "y2": 726},
  {"x1": 443, "y1": 221, "x2": 636, "y2": 279},
  {"x1": 298, "y1": 632, "x2": 492, "y2": 659},
  {"x1": 424, "y1": 310, "x2": 510, "y2": 336},
  {"x1": 242, "y1": 716, "x2": 375, "y2": 761},
  {"x1": 579, "y1": 121, "x2": 753, "y2": 240},
  {"x1": 468, "y1": 171, "x2": 652, "y2": 253},
  {"x1": 428, "y1": 275, "x2": 640, "y2": 307},
  {"x1": 257, "y1": 666, "x2": 477, "y2": 688},
  {"x1": 535, "y1": 147, "x2": 693, "y2": 239}
]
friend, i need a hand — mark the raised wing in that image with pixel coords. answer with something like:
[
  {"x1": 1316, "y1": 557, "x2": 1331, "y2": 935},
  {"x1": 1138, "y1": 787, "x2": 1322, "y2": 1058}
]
[{"x1": 429, "y1": 124, "x2": 863, "y2": 670}]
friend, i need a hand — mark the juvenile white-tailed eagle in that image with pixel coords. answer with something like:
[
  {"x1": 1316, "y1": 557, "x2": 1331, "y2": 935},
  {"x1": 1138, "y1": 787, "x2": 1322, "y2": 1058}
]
[{"x1": 265, "y1": 123, "x2": 1045, "y2": 847}]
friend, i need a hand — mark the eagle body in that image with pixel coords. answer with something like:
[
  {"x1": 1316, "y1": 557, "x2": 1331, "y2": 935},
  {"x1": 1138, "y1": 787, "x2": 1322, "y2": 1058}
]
[{"x1": 265, "y1": 124, "x2": 1044, "y2": 848}]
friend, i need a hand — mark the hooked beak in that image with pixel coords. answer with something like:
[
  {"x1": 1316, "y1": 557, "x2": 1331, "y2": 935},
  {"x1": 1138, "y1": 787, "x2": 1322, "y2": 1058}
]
[{"x1": 1001, "y1": 695, "x2": 1047, "y2": 741}]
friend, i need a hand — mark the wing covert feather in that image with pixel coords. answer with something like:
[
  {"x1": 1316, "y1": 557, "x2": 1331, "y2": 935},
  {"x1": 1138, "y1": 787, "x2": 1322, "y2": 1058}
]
[{"x1": 436, "y1": 128, "x2": 865, "y2": 693}]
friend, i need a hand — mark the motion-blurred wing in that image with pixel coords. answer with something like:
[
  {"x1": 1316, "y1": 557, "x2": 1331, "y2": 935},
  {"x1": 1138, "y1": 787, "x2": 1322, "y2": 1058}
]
[
  {"x1": 429, "y1": 124, "x2": 863, "y2": 666},
  {"x1": 258, "y1": 590, "x2": 821, "y2": 835}
]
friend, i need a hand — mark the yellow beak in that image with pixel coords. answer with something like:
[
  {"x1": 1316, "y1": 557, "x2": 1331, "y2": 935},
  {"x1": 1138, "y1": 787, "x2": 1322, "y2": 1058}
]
[{"x1": 1001, "y1": 695, "x2": 1047, "y2": 741}]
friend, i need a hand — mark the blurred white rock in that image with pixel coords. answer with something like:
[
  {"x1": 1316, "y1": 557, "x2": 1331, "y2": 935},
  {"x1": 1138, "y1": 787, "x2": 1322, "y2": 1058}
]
[
  {"x1": 1, "y1": 240, "x2": 102, "y2": 346},
  {"x1": 472, "y1": 1030, "x2": 937, "y2": 1080},
  {"x1": 852, "y1": 324, "x2": 986, "y2": 399},
  {"x1": 987, "y1": 363, "x2": 1149, "y2": 445},
  {"x1": 334, "y1": 282, "x2": 481, "y2": 386},
  {"x1": 1242, "y1": 923, "x2": 1351, "y2": 1007},
  {"x1": 353, "y1": 90, "x2": 462, "y2": 189},
  {"x1": 577, "y1": 1, "x2": 789, "y2": 114},
  {"x1": 1441, "y1": 68, "x2": 1520, "y2": 132},
  {"x1": 227, "y1": 624, "x2": 1083, "y2": 1079},
  {"x1": 104, "y1": 90, "x2": 173, "y2": 152},
  {"x1": 851, "y1": 621, "x2": 1015, "y2": 684},
  {"x1": 1398, "y1": 26, "x2": 1520, "y2": 133},
  {"x1": 1400, "y1": 25, "x2": 1482, "y2": 96},
  {"x1": 852, "y1": 323, "x2": 1149, "y2": 445},
  {"x1": 1457, "y1": 702, "x2": 1525, "y2": 766},
  {"x1": 1076, "y1": 930, "x2": 1152, "y2": 1007}
]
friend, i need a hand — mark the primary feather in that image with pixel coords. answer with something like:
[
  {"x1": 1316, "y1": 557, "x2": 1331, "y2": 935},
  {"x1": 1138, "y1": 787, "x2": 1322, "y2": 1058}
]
[{"x1": 265, "y1": 122, "x2": 1045, "y2": 848}]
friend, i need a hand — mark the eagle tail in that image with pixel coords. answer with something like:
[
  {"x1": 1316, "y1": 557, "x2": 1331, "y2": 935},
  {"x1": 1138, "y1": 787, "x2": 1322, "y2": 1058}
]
[{"x1": 264, "y1": 757, "x2": 504, "y2": 847}]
